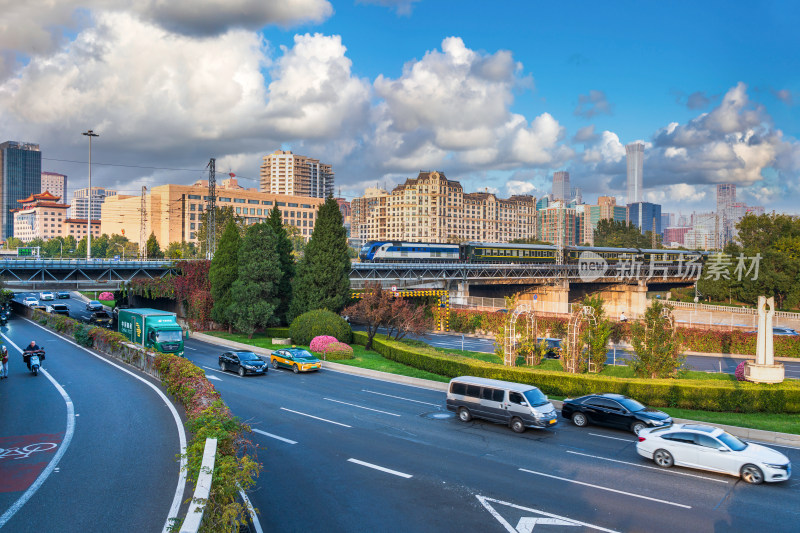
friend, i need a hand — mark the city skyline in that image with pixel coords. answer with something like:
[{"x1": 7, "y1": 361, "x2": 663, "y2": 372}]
[{"x1": 0, "y1": 1, "x2": 797, "y2": 216}]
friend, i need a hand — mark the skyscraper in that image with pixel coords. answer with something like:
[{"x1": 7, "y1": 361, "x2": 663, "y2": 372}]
[
  {"x1": 716, "y1": 184, "x2": 736, "y2": 213},
  {"x1": 0, "y1": 141, "x2": 41, "y2": 240},
  {"x1": 551, "y1": 171, "x2": 570, "y2": 201},
  {"x1": 71, "y1": 187, "x2": 117, "y2": 220},
  {"x1": 260, "y1": 150, "x2": 334, "y2": 198},
  {"x1": 41, "y1": 171, "x2": 67, "y2": 203},
  {"x1": 627, "y1": 201, "x2": 662, "y2": 236},
  {"x1": 626, "y1": 142, "x2": 644, "y2": 204}
]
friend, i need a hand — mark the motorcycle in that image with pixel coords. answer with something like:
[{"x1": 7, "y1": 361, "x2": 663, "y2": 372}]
[{"x1": 24, "y1": 349, "x2": 45, "y2": 376}]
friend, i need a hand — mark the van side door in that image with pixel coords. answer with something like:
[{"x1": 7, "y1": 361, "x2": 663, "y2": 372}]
[
  {"x1": 479, "y1": 387, "x2": 506, "y2": 422},
  {"x1": 507, "y1": 391, "x2": 533, "y2": 426}
]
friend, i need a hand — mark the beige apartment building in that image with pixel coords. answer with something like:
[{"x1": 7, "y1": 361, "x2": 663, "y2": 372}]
[
  {"x1": 12, "y1": 191, "x2": 101, "y2": 242},
  {"x1": 260, "y1": 150, "x2": 334, "y2": 198},
  {"x1": 351, "y1": 171, "x2": 537, "y2": 244},
  {"x1": 101, "y1": 180, "x2": 325, "y2": 247},
  {"x1": 41, "y1": 172, "x2": 67, "y2": 203}
]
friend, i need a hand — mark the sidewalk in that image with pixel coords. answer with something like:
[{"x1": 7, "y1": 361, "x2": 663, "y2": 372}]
[{"x1": 191, "y1": 332, "x2": 800, "y2": 447}]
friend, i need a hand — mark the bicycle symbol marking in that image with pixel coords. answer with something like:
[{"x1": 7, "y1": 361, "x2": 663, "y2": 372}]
[{"x1": 0, "y1": 442, "x2": 58, "y2": 460}]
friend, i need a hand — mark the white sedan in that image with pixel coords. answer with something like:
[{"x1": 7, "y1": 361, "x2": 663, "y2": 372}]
[
  {"x1": 637, "y1": 423, "x2": 791, "y2": 484},
  {"x1": 39, "y1": 291, "x2": 55, "y2": 301},
  {"x1": 23, "y1": 296, "x2": 39, "y2": 307}
]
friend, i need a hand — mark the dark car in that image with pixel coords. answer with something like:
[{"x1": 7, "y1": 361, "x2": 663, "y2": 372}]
[
  {"x1": 561, "y1": 393, "x2": 672, "y2": 435},
  {"x1": 219, "y1": 350, "x2": 268, "y2": 377},
  {"x1": 47, "y1": 304, "x2": 70, "y2": 316},
  {"x1": 86, "y1": 311, "x2": 113, "y2": 328},
  {"x1": 86, "y1": 300, "x2": 103, "y2": 311},
  {"x1": 537, "y1": 338, "x2": 562, "y2": 359},
  {"x1": 57, "y1": 291, "x2": 71, "y2": 299}
]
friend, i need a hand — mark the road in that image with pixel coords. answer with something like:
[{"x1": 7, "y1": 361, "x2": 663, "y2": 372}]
[
  {"x1": 181, "y1": 334, "x2": 800, "y2": 533},
  {"x1": 0, "y1": 304, "x2": 183, "y2": 532},
  {"x1": 354, "y1": 326, "x2": 800, "y2": 380}
]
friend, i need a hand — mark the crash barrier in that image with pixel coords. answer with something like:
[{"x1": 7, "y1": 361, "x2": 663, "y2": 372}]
[{"x1": 180, "y1": 438, "x2": 218, "y2": 533}]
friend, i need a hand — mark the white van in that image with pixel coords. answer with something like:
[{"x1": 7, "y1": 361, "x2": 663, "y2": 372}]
[{"x1": 446, "y1": 376, "x2": 558, "y2": 433}]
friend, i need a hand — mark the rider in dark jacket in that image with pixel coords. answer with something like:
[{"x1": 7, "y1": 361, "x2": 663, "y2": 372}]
[{"x1": 23, "y1": 340, "x2": 43, "y2": 370}]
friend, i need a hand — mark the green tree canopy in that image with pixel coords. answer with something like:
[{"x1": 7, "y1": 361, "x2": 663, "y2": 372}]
[
  {"x1": 145, "y1": 233, "x2": 163, "y2": 259},
  {"x1": 594, "y1": 219, "x2": 657, "y2": 248},
  {"x1": 196, "y1": 206, "x2": 240, "y2": 258},
  {"x1": 630, "y1": 300, "x2": 683, "y2": 378},
  {"x1": 266, "y1": 206, "x2": 295, "y2": 325},
  {"x1": 229, "y1": 223, "x2": 282, "y2": 337},
  {"x1": 209, "y1": 218, "x2": 242, "y2": 328},
  {"x1": 289, "y1": 197, "x2": 351, "y2": 321}
]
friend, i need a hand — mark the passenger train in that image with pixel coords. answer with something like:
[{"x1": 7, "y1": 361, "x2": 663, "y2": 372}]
[{"x1": 358, "y1": 241, "x2": 705, "y2": 264}]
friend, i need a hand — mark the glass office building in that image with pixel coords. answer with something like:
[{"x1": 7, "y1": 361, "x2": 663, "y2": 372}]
[
  {"x1": 627, "y1": 201, "x2": 662, "y2": 236},
  {"x1": 0, "y1": 141, "x2": 42, "y2": 240}
]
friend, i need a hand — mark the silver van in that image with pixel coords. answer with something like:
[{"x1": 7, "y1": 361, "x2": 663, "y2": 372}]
[{"x1": 446, "y1": 376, "x2": 558, "y2": 433}]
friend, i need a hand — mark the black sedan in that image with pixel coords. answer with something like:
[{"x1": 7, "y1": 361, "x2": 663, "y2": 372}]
[
  {"x1": 561, "y1": 393, "x2": 672, "y2": 435},
  {"x1": 85, "y1": 311, "x2": 113, "y2": 328},
  {"x1": 57, "y1": 291, "x2": 71, "y2": 299},
  {"x1": 86, "y1": 300, "x2": 103, "y2": 311},
  {"x1": 219, "y1": 351, "x2": 268, "y2": 377}
]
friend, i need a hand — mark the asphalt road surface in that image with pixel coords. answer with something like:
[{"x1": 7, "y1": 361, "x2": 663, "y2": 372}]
[
  {"x1": 0, "y1": 309, "x2": 183, "y2": 532},
  {"x1": 354, "y1": 326, "x2": 800, "y2": 380},
  {"x1": 182, "y1": 334, "x2": 800, "y2": 533}
]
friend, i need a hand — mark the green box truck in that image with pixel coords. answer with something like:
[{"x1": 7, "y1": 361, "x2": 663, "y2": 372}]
[{"x1": 117, "y1": 308, "x2": 184, "y2": 357}]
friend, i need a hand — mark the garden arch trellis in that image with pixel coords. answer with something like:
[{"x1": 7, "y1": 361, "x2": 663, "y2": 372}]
[{"x1": 503, "y1": 303, "x2": 538, "y2": 366}]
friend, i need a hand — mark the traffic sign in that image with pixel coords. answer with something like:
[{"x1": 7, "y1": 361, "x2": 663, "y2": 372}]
[
  {"x1": 391, "y1": 285, "x2": 397, "y2": 292},
  {"x1": 533, "y1": 294, "x2": 538, "y2": 301}
]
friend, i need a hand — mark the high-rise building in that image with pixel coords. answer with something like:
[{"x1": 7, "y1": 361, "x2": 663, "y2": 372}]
[
  {"x1": 101, "y1": 181, "x2": 325, "y2": 247},
  {"x1": 260, "y1": 150, "x2": 334, "y2": 198},
  {"x1": 571, "y1": 187, "x2": 583, "y2": 205},
  {"x1": 660, "y1": 212, "x2": 674, "y2": 231},
  {"x1": 350, "y1": 171, "x2": 537, "y2": 245},
  {"x1": 716, "y1": 184, "x2": 736, "y2": 213},
  {"x1": 41, "y1": 172, "x2": 67, "y2": 203},
  {"x1": 627, "y1": 201, "x2": 662, "y2": 236},
  {"x1": 552, "y1": 171, "x2": 570, "y2": 201},
  {"x1": 71, "y1": 187, "x2": 118, "y2": 220},
  {"x1": 537, "y1": 201, "x2": 578, "y2": 247},
  {"x1": 664, "y1": 227, "x2": 691, "y2": 247},
  {"x1": 580, "y1": 196, "x2": 628, "y2": 245},
  {"x1": 685, "y1": 212, "x2": 718, "y2": 250},
  {"x1": 0, "y1": 141, "x2": 41, "y2": 240},
  {"x1": 625, "y1": 142, "x2": 644, "y2": 204}
]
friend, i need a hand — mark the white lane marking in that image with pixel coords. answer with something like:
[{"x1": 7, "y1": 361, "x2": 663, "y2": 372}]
[
  {"x1": 565, "y1": 450, "x2": 729, "y2": 483},
  {"x1": 0, "y1": 335, "x2": 75, "y2": 529},
  {"x1": 238, "y1": 487, "x2": 263, "y2": 533},
  {"x1": 252, "y1": 429, "x2": 297, "y2": 445},
  {"x1": 347, "y1": 458, "x2": 413, "y2": 478},
  {"x1": 184, "y1": 346, "x2": 197, "y2": 351},
  {"x1": 362, "y1": 389, "x2": 440, "y2": 407},
  {"x1": 20, "y1": 318, "x2": 188, "y2": 533},
  {"x1": 324, "y1": 397, "x2": 401, "y2": 417},
  {"x1": 519, "y1": 468, "x2": 691, "y2": 509},
  {"x1": 203, "y1": 365, "x2": 242, "y2": 379},
  {"x1": 476, "y1": 495, "x2": 620, "y2": 533},
  {"x1": 588, "y1": 432, "x2": 632, "y2": 442},
  {"x1": 517, "y1": 517, "x2": 579, "y2": 530},
  {"x1": 280, "y1": 408, "x2": 352, "y2": 428},
  {"x1": 206, "y1": 374, "x2": 222, "y2": 381}
]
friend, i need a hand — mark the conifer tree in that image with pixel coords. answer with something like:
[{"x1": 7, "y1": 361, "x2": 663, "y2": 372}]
[
  {"x1": 145, "y1": 232, "x2": 163, "y2": 259},
  {"x1": 266, "y1": 206, "x2": 295, "y2": 325},
  {"x1": 209, "y1": 219, "x2": 241, "y2": 329},
  {"x1": 230, "y1": 223, "x2": 282, "y2": 337},
  {"x1": 289, "y1": 196, "x2": 350, "y2": 320}
]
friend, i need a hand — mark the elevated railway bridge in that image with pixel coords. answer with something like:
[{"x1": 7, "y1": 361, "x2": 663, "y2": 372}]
[{"x1": 0, "y1": 259, "x2": 176, "y2": 291}]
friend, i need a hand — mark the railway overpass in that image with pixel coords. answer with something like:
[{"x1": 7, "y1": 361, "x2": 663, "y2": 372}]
[
  {"x1": 0, "y1": 258, "x2": 176, "y2": 291},
  {"x1": 350, "y1": 261, "x2": 700, "y2": 316}
]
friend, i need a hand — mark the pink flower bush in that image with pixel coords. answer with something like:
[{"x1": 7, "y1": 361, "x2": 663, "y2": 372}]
[
  {"x1": 321, "y1": 341, "x2": 354, "y2": 360},
  {"x1": 98, "y1": 291, "x2": 114, "y2": 301},
  {"x1": 309, "y1": 335, "x2": 338, "y2": 353},
  {"x1": 735, "y1": 361, "x2": 747, "y2": 381}
]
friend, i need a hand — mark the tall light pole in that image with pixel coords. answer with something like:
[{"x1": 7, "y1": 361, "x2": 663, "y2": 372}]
[{"x1": 82, "y1": 130, "x2": 99, "y2": 260}]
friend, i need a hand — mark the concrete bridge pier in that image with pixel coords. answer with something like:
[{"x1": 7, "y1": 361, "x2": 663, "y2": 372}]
[
  {"x1": 519, "y1": 281, "x2": 570, "y2": 314},
  {"x1": 593, "y1": 282, "x2": 648, "y2": 319}
]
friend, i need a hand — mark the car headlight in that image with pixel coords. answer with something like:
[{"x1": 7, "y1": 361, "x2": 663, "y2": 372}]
[
  {"x1": 649, "y1": 420, "x2": 665, "y2": 426},
  {"x1": 763, "y1": 463, "x2": 789, "y2": 470}
]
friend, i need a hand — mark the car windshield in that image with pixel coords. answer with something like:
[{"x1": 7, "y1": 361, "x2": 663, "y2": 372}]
[
  {"x1": 291, "y1": 349, "x2": 315, "y2": 359},
  {"x1": 156, "y1": 330, "x2": 183, "y2": 343},
  {"x1": 94, "y1": 312, "x2": 110, "y2": 319},
  {"x1": 237, "y1": 352, "x2": 260, "y2": 361},
  {"x1": 90, "y1": 301, "x2": 100, "y2": 305},
  {"x1": 618, "y1": 398, "x2": 646, "y2": 412},
  {"x1": 717, "y1": 431, "x2": 748, "y2": 451},
  {"x1": 523, "y1": 388, "x2": 549, "y2": 407}
]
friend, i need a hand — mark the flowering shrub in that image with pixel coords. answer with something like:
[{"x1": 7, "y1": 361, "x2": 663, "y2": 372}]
[
  {"x1": 98, "y1": 291, "x2": 114, "y2": 301},
  {"x1": 735, "y1": 361, "x2": 747, "y2": 381},
  {"x1": 321, "y1": 341, "x2": 354, "y2": 360},
  {"x1": 310, "y1": 335, "x2": 338, "y2": 353}
]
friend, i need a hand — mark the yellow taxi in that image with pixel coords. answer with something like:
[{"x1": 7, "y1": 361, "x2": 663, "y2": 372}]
[{"x1": 271, "y1": 348, "x2": 322, "y2": 374}]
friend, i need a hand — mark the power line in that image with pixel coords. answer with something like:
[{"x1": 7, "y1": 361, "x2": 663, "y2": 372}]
[{"x1": 42, "y1": 157, "x2": 206, "y2": 172}]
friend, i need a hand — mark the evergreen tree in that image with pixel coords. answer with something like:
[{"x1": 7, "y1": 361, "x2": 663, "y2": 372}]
[
  {"x1": 289, "y1": 196, "x2": 351, "y2": 320},
  {"x1": 209, "y1": 219, "x2": 241, "y2": 329},
  {"x1": 145, "y1": 233, "x2": 163, "y2": 258},
  {"x1": 630, "y1": 300, "x2": 684, "y2": 378},
  {"x1": 594, "y1": 219, "x2": 655, "y2": 248},
  {"x1": 229, "y1": 223, "x2": 282, "y2": 337},
  {"x1": 266, "y1": 206, "x2": 295, "y2": 325},
  {"x1": 196, "y1": 206, "x2": 240, "y2": 257}
]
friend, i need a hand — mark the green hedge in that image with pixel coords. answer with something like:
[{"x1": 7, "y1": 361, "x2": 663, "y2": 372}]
[
  {"x1": 289, "y1": 310, "x2": 352, "y2": 345},
  {"x1": 353, "y1": 331, "x2": 800, "y2": 414}
]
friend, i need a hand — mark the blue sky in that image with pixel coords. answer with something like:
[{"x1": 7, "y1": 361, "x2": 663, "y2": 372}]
[{"x1": 0, "y1": 0, "x2": 797, "y2": 215}]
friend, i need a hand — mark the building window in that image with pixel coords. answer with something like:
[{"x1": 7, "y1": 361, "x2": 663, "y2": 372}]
[
  {"x1": 301, "y1": 204, "x2": 311, "y2": 208},
  {"x1": 248, "y1": 199, "x2": 259, "y2": 205},
  {"x1": 190, "y1": 214, "x2": 196, "y2": 221},
  {"x1": 188, "y1": 194, "x2": 201, "y2": 200},
  {"x1": 236, "y1": 207, "x2": 241, "y2": 214},
  {"x1": 262, "y1": 201, "x2": 273, "y2": 206},
  {"x1": 234, "y1": 198, "x2": 245, "y2": 204},
  {"x1": 190, "y1": 204, "x2": 196, "y2": 211},
  {"x1": 190, "y1": 232, "x2": 196, "y2": 239},
  {"x1": 257, "y1": 209, "x2": 262, "y2": 215},
  {"x1": 190, "y1": 223, "x2": 196, "y2": 230},
  {"x1": 288, "y1": 203, "x2": 298, "y2": 207},
  {"x1": 219, "y1": 197, "x2": 231, "y2": 202},
  {"x1": 276, "y1": 202, "x2": 286, "y2": 207}
]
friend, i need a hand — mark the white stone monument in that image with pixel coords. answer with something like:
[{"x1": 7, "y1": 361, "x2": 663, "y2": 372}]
[{"x1": 744, "y1": 296, "x2": 785, "y2": 383}]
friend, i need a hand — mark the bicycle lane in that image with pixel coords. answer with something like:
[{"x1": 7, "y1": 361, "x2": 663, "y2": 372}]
[{"x1": 0, "y1": 318, "x2": 183, "y2": 533}]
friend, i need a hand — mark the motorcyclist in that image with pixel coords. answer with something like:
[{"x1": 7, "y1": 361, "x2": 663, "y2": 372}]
[{"x1": 23, "y1": 340, "x2": 44, "y2": 371}]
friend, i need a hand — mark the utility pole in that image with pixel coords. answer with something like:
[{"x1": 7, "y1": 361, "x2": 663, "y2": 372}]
[
  {"x1": 140, "y1": 186, "x2": 147, "y2": 258},
  {"x1": 82, "y1": 130, "x2": 99, "y2": 259},
  {"x1": 206, "y1": 158, "x2": 216, "y2": 259}
]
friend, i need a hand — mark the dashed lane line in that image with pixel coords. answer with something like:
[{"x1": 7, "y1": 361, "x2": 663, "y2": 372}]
[
  {"x1": 588, "y1": 432, "x2": 633, "y2": 442},
  {"x1": 280, "y1": 408, "x2": 352, "y2": 428},
  {"x1": 252, "y1": 429, "x2": 297, "y2": 445},
  {"x1": 347, "y1": 458, "x2": 413, "y2": 479},
  {"x1": 362, "y1": 389, "x2": 440, "y2": 407},
  {"x1": 565, "y1": 450, "x2": 729, "y2": 483},
  {"x1": 324, "y1": 397, "x2": 401, "y2": 417}
]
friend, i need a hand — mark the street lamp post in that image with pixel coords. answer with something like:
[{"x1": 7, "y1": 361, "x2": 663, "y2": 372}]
[
  {"x1": 82, "y1": 130, "x2": 99, "y2": 260},
  {"x1": 115, "y1": 242, "x2": 125, "y2": 261}
]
